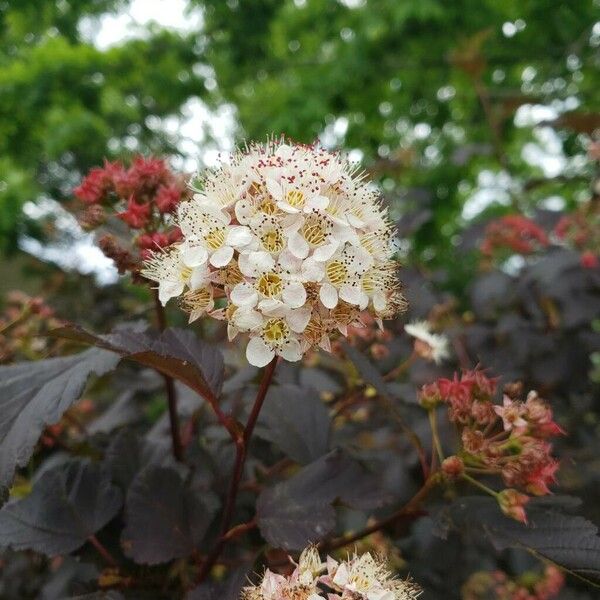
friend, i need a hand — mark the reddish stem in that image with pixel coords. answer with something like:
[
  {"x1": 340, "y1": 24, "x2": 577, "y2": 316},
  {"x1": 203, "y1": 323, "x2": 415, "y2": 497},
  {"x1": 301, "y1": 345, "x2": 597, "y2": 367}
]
[
  {"x1": 319, "y1": 473, "x2": 439, "y2": 552},
  {"x1": 88, "y1": 534, "x2": 117, "y2": 567},
  {"x1": 195, "y1": 357, "x2": 278, "y2": 584}
]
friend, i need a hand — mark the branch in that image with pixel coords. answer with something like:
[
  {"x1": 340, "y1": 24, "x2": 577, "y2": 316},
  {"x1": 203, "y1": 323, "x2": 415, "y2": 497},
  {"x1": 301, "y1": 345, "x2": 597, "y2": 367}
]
[
  {"x1": 319, "y1": 473, "x2": 440, "y2": 552},
  {"x1": 195, "y1": 356, "x2": 278, "y2": 584}
]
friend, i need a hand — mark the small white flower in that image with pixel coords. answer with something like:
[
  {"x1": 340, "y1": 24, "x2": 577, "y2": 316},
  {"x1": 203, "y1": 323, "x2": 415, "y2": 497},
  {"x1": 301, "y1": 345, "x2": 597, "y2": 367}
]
[
  {"x1": 141, "y1": 249, "x2": 209, "y2": 305},
  {"x1": 404, "y1": 320, "x2": 450, "y2": 364}
]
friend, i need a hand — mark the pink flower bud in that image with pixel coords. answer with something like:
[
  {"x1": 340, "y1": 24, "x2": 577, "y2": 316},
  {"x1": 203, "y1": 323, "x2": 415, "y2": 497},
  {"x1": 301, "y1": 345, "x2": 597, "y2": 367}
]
[
  {"x1": 498, "y1": 489, "x2": 530, "y2": 524},
  {"x1": 442, "y1": 456, "x2": 464, "y2": 478}
]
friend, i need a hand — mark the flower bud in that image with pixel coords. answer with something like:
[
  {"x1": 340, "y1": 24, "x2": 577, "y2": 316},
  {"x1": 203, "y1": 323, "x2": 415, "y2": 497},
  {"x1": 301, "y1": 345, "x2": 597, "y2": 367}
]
[
  {"x1": 441, "y1": 456, "x2": 464, "y2": 479},
  {"x1": 498, "y1": 488, "x2": 529, "y2": 524},
  {"x1": 418, "y1": 382, "x2": 442, "y2": 409}
]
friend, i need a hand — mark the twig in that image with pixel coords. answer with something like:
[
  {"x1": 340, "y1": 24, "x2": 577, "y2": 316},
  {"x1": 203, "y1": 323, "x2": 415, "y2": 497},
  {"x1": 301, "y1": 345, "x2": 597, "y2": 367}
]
[
  {"x1": 319, "y1": 473, "x2": 440, "y2": 552},
  {"x1": 88, "y1": 534, "x2": 117, "y2": 567},
  {"x1": 195, "y1": 357, "x2": 278, "y2": 584}
]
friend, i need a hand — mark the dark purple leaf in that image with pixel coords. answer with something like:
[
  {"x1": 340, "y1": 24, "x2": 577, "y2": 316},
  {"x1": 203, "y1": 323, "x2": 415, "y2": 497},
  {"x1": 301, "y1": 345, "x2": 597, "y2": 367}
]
[
  {"x1": 121, "y1": 465, "x2": 218, "y2": 565},
  {"x1": 0, "y1": 461, "x2": 122, "y2": 556},
  {"x1": 436, "y1": 496, "x2": 600, "y2": 583},
  {"x1": 54, "y1": 325, "x2": 225, "y2": 400},
  {"x1": 0, "y1": 348, "x2": 120, "y2": 499},
  {"x1": 257, "y1": 449, "x2": 389, "y2": 549},
  {"x1": 256, "y1": 384, "x2": 331, "y2": 464}
]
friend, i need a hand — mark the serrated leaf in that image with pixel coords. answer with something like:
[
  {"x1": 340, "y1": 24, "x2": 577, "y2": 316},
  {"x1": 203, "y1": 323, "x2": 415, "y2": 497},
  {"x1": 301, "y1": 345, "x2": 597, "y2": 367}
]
[
  {"x1": 436, "y1": 496, "x2": 600, "y2": 583},
  {"x1": 54, "y1": 325, "x2": 224, "y2": 400},
  {"x1": 256, "y1": 449, "x2": 388, "y2": 550},
  {"x1": 121, "y1": 465, "x2": 218, "y2": 565},
  {"x1": 0, "y1": 460, "x2": 122, "y2": 556},
  {"x1": 256, "y1": 383, "x2": 330, "y2": 464},
  {"x1": 0, "y1": 348, "x2": 120, "y2": 499}
]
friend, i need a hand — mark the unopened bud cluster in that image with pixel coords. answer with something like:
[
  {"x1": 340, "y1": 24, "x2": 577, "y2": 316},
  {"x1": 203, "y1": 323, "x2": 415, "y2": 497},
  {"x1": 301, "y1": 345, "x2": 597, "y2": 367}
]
[
  {"x1": 74, "y1": 157, "x2": 188, "y2": 273},
  {"x1": 419, "y1": 370, "x2": 563, "y2": 522}
]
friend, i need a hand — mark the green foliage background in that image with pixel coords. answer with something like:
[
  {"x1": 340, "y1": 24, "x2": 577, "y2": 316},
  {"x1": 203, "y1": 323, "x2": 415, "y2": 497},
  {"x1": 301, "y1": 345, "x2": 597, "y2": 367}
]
[{"x1": 0, "y1": 0, "x2": 598, "y2": 281}]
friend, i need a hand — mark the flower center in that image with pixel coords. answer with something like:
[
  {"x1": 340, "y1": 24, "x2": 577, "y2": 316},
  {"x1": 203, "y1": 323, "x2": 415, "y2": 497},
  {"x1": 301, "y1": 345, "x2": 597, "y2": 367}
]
[
  {"x1": 260, "y1": 228, "x2": 285, "y2": 253},
  {"x1": 204, "y1": 227, "x2": 226, "y2": 250},
  {"x1": 263, "y1": 318, "x2": 289, "y2": 345},
  {"x1": 285, "y1": 189, "x2": 305, "y2": 209},
  {"x1": 326, "y1": 261, "x2": 348, "y2": 286},
  {"x1": 301, "y1": 214, "x2": 330, "y2": 246},
  {"x1": 259, "y1": 197, "x2": 277, "y2": 215},
  {"x1": 256, "y1": 272, "x2": 282, "y2": 297}
]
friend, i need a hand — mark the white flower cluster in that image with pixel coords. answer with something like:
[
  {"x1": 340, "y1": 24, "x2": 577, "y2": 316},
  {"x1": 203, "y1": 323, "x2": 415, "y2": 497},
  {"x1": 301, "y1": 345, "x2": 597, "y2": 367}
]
[
  {"x1": 142, "y1": 140, "x2": 405, "y2": 367},
  {"x1": 241, "y1": 547, "x2": 422, "y2": 600}
]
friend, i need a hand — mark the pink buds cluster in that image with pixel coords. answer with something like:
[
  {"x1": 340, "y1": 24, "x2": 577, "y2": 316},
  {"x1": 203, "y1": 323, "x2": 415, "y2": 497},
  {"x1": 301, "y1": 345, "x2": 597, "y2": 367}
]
[
  {"x1": 462, "y1": 565, "x2": 564, "y2": 600},
  {"x1": 74, "y1": 157, "x2": 188, "y2": 273},
  {"x1": 480, "y1": 215, "x2": 548, "y2": 258},
  {"x1": 419, "y1": 370, "x2": 564, "y2": 522},
  {"x1": 554, "y1": 202, "x2": 600, "y2": 269}
]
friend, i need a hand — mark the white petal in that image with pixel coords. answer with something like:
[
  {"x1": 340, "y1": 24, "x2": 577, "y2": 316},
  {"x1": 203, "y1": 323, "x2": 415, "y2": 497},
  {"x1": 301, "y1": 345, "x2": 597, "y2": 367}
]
[
  {"x1": 282, "y1": 281, "x2": 306, "y2": 308},
  {"x1": 277, "y1": 200, "x2": 300, "y2": 214},
  {"x1": 278, "y1": 248, "x2": 303, "y2": 272},
  {"x1": 226, "y1": 225, "x2": 253, "y2": 248},
  {"x1": 265, "y1": 177, "x2": 284, "y2": 201},
  {"x1": 313, "y1": 241, "x2": 338, "y2": 262},
  {"x1": 288, "y1": 231, "x2": 309, "y2": 259},
  {"x1": 306, "y1": 194, "x2": 329, "y2": 210},
  {"x1": 258, "y1": 298, "x2": 288, "y2": 317},
  {"x1": 339, "y1": 283, "x2": 363, "y2": 306},
  {"x1": 246, "y1": 336, "x2": 275, "y2": 367},
  {"x1": 234, "y1": 308, "x2": 263, "y2": 330},
  {"x1": 358, "y1": 290, "x2": 369, "y2": 310},
  {"x1": 234, "y1": 199, "x2": 253, "y2": 224},
  {"x1": 231, "y1": 282, "x2": 258, "y2": 307},
  {"x1": 373, "y1": 291, "x2": 387, "y2": 312},
  {"x1": 347, "y1": 213, "x2": 365, "y2": 228},
  {"x1": 159, "y1": 281, "x2": 184, "y2": 304},
  {"x1": 332, "y1": 563, "x2": 349, "y2": 587},
  {"x1": 301, "y1": 257, "x2": 325, "y2": 281},
  {"x1": 190, "y1": 267, "x2": 208, "y2": 290},
  {"x1": 181, "y1": 243, "x2": 208, "y2": 267},
  {"x1": 319, "y1": 282, "x2": 338, "y2": 308},
  {"x1": 279, "y1": 338, "x2": 302, "y2": 362},
  {"x1": 209, "y1": 245, "x2": 234, "y2": 267},
  {"x1": 239, "y1": 251, "x2": 275, "y2": 277},
  {"x1": 287, "y1": 307, "x2": 311, "y2": 333}
]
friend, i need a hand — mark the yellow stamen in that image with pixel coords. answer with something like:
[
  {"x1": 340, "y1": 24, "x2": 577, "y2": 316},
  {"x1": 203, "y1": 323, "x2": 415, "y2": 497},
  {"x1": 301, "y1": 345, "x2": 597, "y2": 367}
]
[
  {"x1": 326, "y1": 261, "x2": 348, "y2": 286},
  {"x1": 263, "y1": 318, "x2": 289, "y2": 344},
  {"x1": 256, "y1": 272, "x2": 282, "y2": 298}
]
